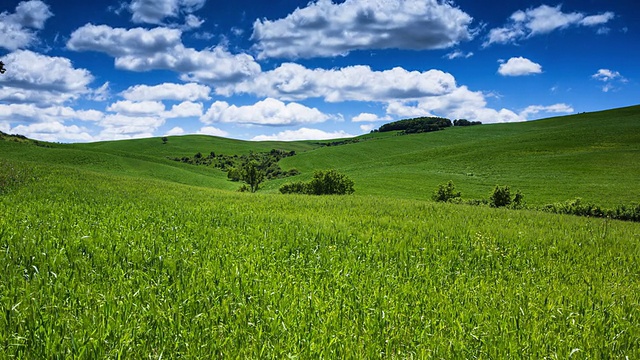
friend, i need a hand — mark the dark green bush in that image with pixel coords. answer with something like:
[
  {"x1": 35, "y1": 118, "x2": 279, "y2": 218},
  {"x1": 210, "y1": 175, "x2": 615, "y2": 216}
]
[
  {"x1": 490, "y1": 185, "x2": 512, "y2": 208},
  {"x1": 432, "y1": 181, "x2": 461, "y2": 202},
  {"x1": 279, "y1": 170, "x2": 354, "y2": 195}
]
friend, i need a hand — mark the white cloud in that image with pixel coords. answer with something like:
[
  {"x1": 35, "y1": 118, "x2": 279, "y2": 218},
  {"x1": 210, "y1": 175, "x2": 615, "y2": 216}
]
[
  {"x1": 99, "y1": 114, "x2": 165, "y2": 138},
  {"x1": 498, "y1": 57, "x2": 542, "y2": 76},
  {"x1": 485, "y1": 5, "x2": 615, "y2": 46},
  {"x1": 90, "y1": 82, "x2": 111, "y2": 101},
  {"x1": 201, "y1": 98, "x2": 332, "y2": 126},
  {"x1": 352, "y1": 112, "x2": 389, "y2": 122},
  {"x1": 0, "y1": 0, "x2": 53, "y2": 50},
  {"x1": 198, "y1": 126, "x2": 228, "y2": 137},
  {"x1": 67, "y1": 24, "x2": 260, "y2": 85},
  {"x1": 163, "y1": 101, "x2": 203, "y2": 118},
  {"x1": 386, "y1": 86, "x2": 523, "y2": 123},
  {"x1": 217, "y1": 63, "x2": 457, "y2": 102},
  {"x1": 251, "y1": 128, "x2": 355, "y2": 141},
  {"x1": 592, "y1": 69, "x2": 627, "y2": 92},
  {"x1": 519, "y1": 104, "x2": 574, "y2": 119},
  {"x1": 128, "y1": 0, "x2": 206, "y2": 24},
  {"x1": 0, "y1": 104, "x2": 103, "y2": 124},
  {"x1": 165, "y1": 126, "x2": 185, "y2": 136},
  {"x1": 9, "y1": 122, "x2": 93, "y2": 143},
  {"x1": 445, "y1": 50, "x2": 473, "y2": 60},
  {"x1": 359, "y1": 124, "x2": 377, "y2": 133},
  {"x1": 107, "y1": 100, "x2": 165, "y2": 116},
  {"x1": 580, "y1": 12, "x2": 615, "y2": 27},
  {"x1": 0, "y1": 50, "x2": 94, "y2": 105},
  {"x1": 592, "y1": 69, "x2": 623, "y2": 82},
  {"x1": 252, "y1": 0, "x2": 474, "y2": 59},
  {"x1": 122, "y1": 82, "x2": 211, "y2": 101}
]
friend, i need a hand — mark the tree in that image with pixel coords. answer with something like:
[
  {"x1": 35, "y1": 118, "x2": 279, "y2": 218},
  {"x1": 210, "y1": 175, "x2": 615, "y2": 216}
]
[
  {"x1": 161, "y1": 136, "x2": 168, "y2": 144},
  {"x1": 307, "y1": 169, "x2": 354, "y2": 195},
  {"x1": 490, "y1": 185, "x2": 511, "y2": 207},
  {"x1": 0, "y1": 61, "x2": 5, "y2": 74},
  {"x1": 432, "y1": 181, "x2": 461, "y2": 202},
  {"x1": 241, "y1": 161, "x2": 265, "y2": 193}
]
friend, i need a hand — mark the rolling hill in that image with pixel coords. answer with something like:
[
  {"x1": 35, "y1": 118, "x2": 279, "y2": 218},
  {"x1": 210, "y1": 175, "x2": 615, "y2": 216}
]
[{"x1": 2, "y1": 105, "x2": 639, "y2": 205}]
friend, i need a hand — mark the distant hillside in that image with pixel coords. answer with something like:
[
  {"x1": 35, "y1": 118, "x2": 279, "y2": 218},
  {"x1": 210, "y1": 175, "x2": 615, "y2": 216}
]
[{"x1": 1, "y1": 105, "x2": 639, "y2": 205}]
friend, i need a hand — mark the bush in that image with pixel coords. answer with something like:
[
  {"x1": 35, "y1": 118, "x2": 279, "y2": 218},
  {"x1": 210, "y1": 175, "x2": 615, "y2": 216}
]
[
  {"x1": 279, "y1": 169, "x2": 354, "y2": 195},
  {"x1": 307, "y1": 169, "x2": 355, "y2": 195},
  {"x1": 279, "y1": 182, "x2": 308, "y2": 194},
  {"x1": 432, "y1": 181, "x2": 461, "y2": 202},
  {"x1": 490, "y1": 185, "x2": 512, "y2": 208}
]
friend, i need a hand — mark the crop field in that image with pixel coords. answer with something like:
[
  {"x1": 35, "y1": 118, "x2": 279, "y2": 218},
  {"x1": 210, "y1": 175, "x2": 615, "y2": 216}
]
[{"x1": 1, "y1": 107, "x2": 639, "y2": 358}]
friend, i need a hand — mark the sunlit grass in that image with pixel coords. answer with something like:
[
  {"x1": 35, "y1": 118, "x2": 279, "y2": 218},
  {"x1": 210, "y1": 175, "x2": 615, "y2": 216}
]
[{"x1": 1, "y1": 166, "x2": 639, "y2": 358}]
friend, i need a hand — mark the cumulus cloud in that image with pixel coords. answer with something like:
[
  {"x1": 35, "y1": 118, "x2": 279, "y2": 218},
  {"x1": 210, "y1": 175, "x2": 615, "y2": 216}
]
[
  {"x1": 592, "y1": 69, "x2": 627, "y2": 92},
  {"x1": 352, "y1": 112, "x2": 389, "y2": 122},
  {"x1": 163, "y1": 101, "x2": 203, "y2": 118},
  {"x1": 252, "y1": 0, "x2": 474, "y2": 59},
  {"x1": 0, "y1": 104, "x2": 103, "y2": 124},
  {"x1": 0, "y1": 0, "x2": 53, "y2": 50},
  {"x1": 197, "y1": 126, "x2": 228, "y2": 137},
  {"x1": 485, "y1": 5, "x2": 615, "y2": 46},
  {"x1": 498, "y1": 57, "x2": 542, "y2": 76},
  {"x1": 128, "y1": 0, "x2": 206, "y2": 24},
  {"x1": 67, "y1": 24, "x2": 260, "y2": 85},
  {"x1": 165, "y1": 126, "x2": 185, "y2": 136},
  {"x1": 251, "y1": 128, "x2": 355, "y2": 141},
  {"x1": 217, "y1": 63, "x2": 457, "y2": 102},
  {"x1": 9, "y1": 122, "x2": 93, "y2": 142},
  {"x1": 386, "y1": 86, "x2": 523, "y2": 123},
  {"x1": 122, "y1": 82, "x2": 211, "y2": 101},
  {"x1": 0, "y1": 50, "x2": 94, "y2": 105},
  {"x1": 99, "y1": 114, "x2": 165, "y2": 139},
  {"x1": 107, "y1": 100, "x2": 165, "y2": 116},
  {"x1": 201, "y1": 98, "x2": 332, "y2": 126}
]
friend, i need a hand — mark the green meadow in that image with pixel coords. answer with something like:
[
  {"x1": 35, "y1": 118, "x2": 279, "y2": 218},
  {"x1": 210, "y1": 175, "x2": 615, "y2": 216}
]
[{"x1": 1, "y1": 106, "x2": 639, "y2": 358}]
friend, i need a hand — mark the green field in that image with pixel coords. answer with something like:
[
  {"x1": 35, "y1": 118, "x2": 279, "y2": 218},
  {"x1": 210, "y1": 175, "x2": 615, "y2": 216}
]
[{"x1": 1, "y1": 106, "x2": 639, "y2": 357}]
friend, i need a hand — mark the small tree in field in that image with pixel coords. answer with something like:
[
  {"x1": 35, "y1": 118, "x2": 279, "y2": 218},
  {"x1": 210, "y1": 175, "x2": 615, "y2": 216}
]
[
  {"x1": 490, "y1": 185, "x2": 511, "y2": 207},
  {"x1": 241, "y1": 161, "x2": 265, "y2": 193},
  {"x1": 161, "y1": 136, "x2": 168, "y2": 144},
  {"x1": 432, "y1": 181, "x2": 461, "y2": 202}
]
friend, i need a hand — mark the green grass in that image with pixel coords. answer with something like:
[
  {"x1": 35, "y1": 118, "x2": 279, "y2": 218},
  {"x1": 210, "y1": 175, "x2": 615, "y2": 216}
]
[
  {"x1": 1, "y1": 106, "x2": 640, "y2": 357},
  {"x1": 1, "y1": 165, "x2": 639, "y2": 358}
]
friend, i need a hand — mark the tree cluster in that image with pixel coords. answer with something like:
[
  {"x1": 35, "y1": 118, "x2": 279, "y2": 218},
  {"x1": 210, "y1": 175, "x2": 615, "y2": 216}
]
[
  {"x1": 453, "y1": 119, "x2": 482, "y2": 126},
  {"x1": 170, "y1": 149, "x2": 299, "y2": 181},
  {"x1": 378, "y1": 117, "x2": 452, "y2": 134},
  {"x1": 280, "y1": 169, "x2": 355, "y2": 195}
]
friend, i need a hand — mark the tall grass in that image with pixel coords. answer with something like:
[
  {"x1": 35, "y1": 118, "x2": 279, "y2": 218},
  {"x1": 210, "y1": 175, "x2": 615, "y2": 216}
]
[{"x1": 1, "y1": 166, "x2": 639, "y2": 358}]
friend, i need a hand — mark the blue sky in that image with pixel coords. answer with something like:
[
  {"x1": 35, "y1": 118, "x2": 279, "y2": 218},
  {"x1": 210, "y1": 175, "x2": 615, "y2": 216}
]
[{"x1": 0, "y1": 0, "x2": 637, "y2": 142}]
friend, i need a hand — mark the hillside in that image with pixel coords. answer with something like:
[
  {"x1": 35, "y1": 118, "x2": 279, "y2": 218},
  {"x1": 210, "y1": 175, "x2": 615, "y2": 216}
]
[{"x1": 1, "y1": 105, "x2": 639, "y2": 205}]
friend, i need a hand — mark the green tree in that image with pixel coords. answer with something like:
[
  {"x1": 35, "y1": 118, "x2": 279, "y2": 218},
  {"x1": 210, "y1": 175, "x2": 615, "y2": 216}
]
[
  {"x1": 432, "y1": 181, "x2": 461, "y2": 202},
  {"x1": 241, "y1": 161, "x2": 265, "y2": 193},
  {"x1": 490, "y1": 185, "x2": 511, "y2": 207}
]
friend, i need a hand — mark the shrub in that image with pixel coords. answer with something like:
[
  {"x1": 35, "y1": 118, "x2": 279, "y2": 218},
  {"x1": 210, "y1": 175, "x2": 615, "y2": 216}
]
[
  {"x1": 279, "y1": 170, "x2": 354, "y2": 195},
  {"x1": 306, "y1": 169, "x2": 355, "y2": 195},
  {"x1": 279, "y1": 182, "x2": 308, "y2": 194},
  {"x1": 490, "y1": 185, "x2": 512, "y2": 208},
  {"x1": 432, "y1": 181, "x2": 461, "y2": 202}
]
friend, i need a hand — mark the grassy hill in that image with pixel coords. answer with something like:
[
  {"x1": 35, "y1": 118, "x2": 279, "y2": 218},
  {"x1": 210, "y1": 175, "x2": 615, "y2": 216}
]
[
  {"x1": 1, "y1": 106, "x2": 639, "y2": 357},
  {"x1": 5, "y1": 105, "x2": 637, "y2": 205}
]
